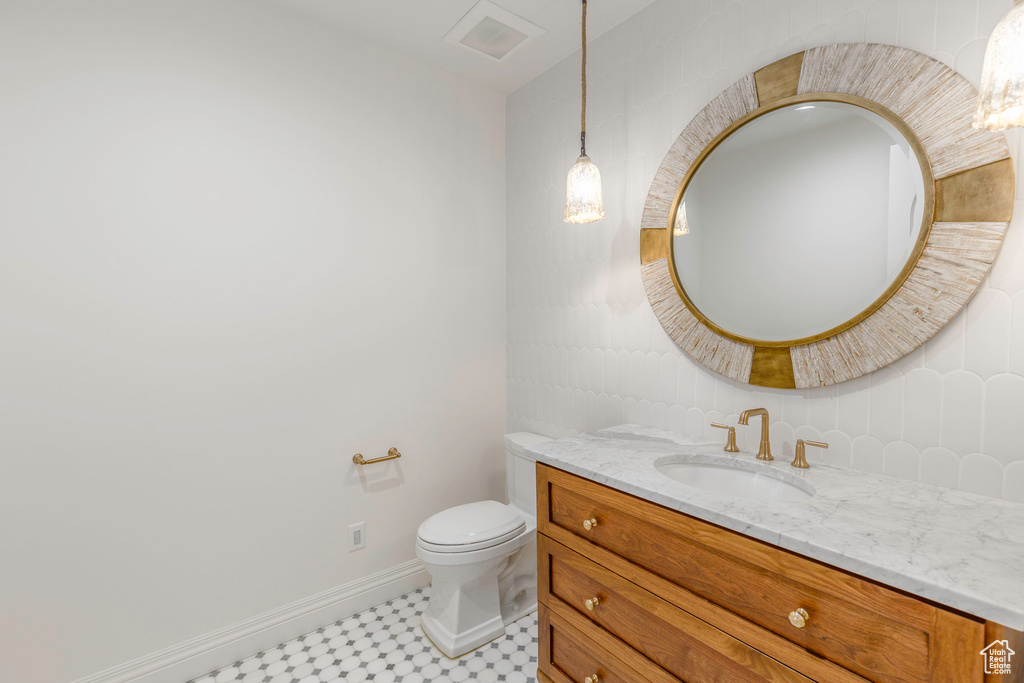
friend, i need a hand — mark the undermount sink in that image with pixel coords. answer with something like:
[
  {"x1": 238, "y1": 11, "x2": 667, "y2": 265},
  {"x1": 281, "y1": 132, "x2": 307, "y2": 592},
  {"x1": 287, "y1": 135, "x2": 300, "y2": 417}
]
[{"x1": 655, "y1": 456, "x2": 814, "y2": 502}]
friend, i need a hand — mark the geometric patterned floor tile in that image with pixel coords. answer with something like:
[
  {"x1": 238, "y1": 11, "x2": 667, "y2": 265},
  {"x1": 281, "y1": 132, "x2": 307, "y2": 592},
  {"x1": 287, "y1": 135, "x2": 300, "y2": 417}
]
[{"x1": 189, "y1": 587, "x2": 538, "y2": 683}]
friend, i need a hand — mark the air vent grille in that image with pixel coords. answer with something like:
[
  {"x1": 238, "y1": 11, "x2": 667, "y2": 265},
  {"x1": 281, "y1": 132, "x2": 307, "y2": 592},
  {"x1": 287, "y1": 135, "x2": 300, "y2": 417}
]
[
  {"x1": 443, "y1": 0, "x2": 545, "y2": 63},
  {"x1": 459, "y1": 16, "x2": 529, "y2": 60}
]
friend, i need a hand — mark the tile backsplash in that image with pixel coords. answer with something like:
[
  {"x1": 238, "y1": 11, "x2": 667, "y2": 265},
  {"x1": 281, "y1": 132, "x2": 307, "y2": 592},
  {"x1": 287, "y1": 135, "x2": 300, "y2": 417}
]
[{"x1": 505, "y1": 0, "x2": 1024, "y2": 501}]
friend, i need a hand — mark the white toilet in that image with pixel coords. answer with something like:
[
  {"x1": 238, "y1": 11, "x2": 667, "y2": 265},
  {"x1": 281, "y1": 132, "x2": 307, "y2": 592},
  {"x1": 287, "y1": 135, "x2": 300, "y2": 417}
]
[{"x1": 415, "y1": 431, "x2": 551, "y2": 658}]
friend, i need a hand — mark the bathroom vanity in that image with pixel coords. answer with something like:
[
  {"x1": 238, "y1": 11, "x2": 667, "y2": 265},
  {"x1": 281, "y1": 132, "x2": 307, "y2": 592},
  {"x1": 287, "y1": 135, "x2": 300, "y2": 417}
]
[{"x1": 531, "y1": 426, "x2": 1024, "y2": 683}]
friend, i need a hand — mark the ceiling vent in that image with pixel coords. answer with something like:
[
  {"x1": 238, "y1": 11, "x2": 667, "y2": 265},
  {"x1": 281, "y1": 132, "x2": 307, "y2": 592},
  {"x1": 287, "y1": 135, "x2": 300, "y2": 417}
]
[{"x1": 443, "y1": 1, "x2": 545, "y2": 62}]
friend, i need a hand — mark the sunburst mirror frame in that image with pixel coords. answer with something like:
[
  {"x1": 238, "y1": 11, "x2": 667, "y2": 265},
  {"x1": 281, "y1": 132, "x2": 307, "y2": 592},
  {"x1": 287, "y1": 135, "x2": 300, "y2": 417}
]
[{"x1": 640, "y1": 43, "x2": 1015, "y2": 389}]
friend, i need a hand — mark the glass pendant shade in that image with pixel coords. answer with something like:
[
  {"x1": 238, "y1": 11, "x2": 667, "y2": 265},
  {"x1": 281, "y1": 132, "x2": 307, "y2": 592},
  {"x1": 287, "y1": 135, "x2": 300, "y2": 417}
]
[
  {"x1": 673, "y1": 201, "x2": 690, "y2": 236},
  {"x1": 974, "y1": 0, "x2": 1024, "y2": 130},
  {"x1": 564, "y1": 154, "x2": 605, "y2": 223}
]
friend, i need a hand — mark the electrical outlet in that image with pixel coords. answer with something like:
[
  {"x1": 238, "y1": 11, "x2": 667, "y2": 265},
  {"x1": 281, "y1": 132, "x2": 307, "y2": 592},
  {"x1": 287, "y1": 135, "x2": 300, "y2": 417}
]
[{"x1": 348, "y1": 522, "x2": 365, "y2": 552}]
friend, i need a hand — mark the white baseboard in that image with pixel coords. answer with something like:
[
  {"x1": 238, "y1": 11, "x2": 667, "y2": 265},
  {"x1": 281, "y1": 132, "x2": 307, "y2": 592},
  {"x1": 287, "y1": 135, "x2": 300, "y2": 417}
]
[{"x1": 73, "y1": 560, "x2": 430, "y2": 683}]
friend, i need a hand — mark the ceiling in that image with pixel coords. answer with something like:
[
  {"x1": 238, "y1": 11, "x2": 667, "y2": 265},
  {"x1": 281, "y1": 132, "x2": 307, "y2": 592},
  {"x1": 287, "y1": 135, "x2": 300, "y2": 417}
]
[{"x1": 261, "y1": 0, "x2": 657, "y2": 94}]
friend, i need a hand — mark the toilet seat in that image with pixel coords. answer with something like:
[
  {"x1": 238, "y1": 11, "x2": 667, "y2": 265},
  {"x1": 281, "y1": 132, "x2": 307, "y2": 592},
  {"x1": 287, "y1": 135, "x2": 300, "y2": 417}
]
[{"x1": 417, "y1": 500, "x2": 526, "y2": 553}]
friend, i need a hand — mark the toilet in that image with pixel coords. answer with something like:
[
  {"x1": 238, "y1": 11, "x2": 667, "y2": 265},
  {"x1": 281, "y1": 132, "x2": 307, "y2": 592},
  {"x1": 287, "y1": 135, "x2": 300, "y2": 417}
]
[{"x1": 415, "y1": 431, "x2": 552, "y2": 658}]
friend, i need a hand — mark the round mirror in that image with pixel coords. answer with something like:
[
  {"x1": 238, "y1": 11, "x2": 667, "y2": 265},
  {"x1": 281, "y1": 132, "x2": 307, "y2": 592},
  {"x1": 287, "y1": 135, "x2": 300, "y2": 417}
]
[
  {"x1": 643, "y1": 45, "x2": 1013, "y2": 388},
  {"x1": 671, "y1": 100, "x2": 930, "y2": 344}
]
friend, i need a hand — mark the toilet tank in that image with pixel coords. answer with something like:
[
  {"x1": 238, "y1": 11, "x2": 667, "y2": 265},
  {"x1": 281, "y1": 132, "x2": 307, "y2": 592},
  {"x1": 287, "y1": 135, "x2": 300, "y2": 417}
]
[{"x1": 504, "y1": 432, "x2": 552, "y2": 517}]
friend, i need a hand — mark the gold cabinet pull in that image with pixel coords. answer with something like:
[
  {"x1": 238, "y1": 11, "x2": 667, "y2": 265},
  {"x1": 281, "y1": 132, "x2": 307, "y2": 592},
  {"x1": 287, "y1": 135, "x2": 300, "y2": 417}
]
[
  {"x1": 353, "y1": 447, "x2": 402, "y2": 465},
  {"x1": 584, "y1": 675, "x2": 600, "y2": 683},
  {"x1": 582, "y1": 518, "x2": 598, "y2": 531},
  {"x1": 585, "y1": 597, "x2": 600, "y2": 611},
  {"x1": 788, "y1": 608, "x2": 809, "y2": 628}
]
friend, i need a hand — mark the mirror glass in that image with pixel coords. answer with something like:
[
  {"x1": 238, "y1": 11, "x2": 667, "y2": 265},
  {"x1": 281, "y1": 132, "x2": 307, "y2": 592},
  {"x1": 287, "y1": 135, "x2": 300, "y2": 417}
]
[{"x1": 672, "y1": 101, "x2": 928, "y2": 343}]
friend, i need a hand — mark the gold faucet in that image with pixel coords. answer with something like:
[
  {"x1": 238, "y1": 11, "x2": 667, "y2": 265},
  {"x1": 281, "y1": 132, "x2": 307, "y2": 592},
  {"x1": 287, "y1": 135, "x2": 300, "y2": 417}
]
[
  {"x1": 738, "y1": 408, "x2": 773, "y2": 461},
  {"x1": 792, "y1": 439, "x2": 828, "y2": 469},
  {"x1": 710, "y1": 422, "x2": 739, "y2": 452}
]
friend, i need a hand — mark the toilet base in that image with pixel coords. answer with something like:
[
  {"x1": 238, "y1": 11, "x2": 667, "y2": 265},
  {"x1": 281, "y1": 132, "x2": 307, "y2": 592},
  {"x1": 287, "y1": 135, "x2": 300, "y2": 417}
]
[
  {"x1": 419, "y1": 555, "x2": 508, "y2": 658},
  {"x1": 416, "y1": 535, "x2": 538, "y2": 659},
  {"x1": 420, "y1": 576, "x2": 538, "y2": 659},
  {"x1": 420, "y1": 607, "x2": 506, "y2": 659}
]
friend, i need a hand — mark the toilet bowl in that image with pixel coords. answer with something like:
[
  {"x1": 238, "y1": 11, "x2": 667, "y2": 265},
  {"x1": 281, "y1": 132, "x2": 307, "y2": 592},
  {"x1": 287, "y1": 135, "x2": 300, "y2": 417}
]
[{"x1": 415, "y1": 431, "x2": 551, "y2": 658}]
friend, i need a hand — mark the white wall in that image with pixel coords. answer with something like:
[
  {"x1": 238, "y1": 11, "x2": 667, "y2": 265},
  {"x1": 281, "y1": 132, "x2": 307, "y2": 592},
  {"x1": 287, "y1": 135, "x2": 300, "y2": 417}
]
[
  {"x1": 506, "y1": 0, "x2": 1024, "y2": 501},
  {"x1": 0, "y1": 2, "x2": 506, "y2": 682}
]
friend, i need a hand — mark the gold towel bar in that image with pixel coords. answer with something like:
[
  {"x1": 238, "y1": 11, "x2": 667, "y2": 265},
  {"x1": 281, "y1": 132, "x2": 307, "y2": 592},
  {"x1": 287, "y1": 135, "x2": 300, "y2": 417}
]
[{"x1": 353, "y1": 447, "x2": 402, "y2": 465}]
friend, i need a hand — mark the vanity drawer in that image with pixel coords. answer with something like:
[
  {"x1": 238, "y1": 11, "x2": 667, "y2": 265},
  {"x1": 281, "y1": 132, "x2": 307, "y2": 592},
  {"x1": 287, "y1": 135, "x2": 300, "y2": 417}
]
[
  {"x1": 538, "y1": 464, "x2": 985, "y2": 683},
  {"x1": 540, "y1": 534, "x2": 812, "y2": 682},
  {"x1": 538, "y1": 603, "x2": 663, "y2": 683}
]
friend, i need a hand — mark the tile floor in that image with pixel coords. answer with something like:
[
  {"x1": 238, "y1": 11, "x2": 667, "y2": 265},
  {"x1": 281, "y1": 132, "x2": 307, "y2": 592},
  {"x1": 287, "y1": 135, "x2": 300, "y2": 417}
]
[{"x1": 191, "y1": 587, "x2": 538, "y2": 683}]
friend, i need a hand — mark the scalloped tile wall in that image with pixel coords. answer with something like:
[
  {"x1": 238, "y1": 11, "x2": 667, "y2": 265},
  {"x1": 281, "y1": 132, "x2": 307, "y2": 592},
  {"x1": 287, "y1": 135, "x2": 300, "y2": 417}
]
[{"x1": 505, "y1": 0, "x2": 1024, "y2": 502}]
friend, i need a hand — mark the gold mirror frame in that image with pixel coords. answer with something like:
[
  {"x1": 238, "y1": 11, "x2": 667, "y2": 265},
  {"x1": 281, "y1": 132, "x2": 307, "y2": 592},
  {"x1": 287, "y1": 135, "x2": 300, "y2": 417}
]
[{"x1": 640, "y1": 44, "x2": 1014, "y2": 389}]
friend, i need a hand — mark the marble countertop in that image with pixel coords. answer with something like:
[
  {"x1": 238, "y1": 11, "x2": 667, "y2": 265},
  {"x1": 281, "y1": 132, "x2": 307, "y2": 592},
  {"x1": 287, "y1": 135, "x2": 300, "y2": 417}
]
[{"x1": 528, "y1": 424, "x2": 1024, "y2": 629}]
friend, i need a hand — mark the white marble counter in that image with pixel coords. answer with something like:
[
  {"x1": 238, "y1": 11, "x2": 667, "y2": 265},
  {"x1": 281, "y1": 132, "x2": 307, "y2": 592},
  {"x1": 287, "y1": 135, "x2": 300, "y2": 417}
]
[{"x1": 528, "y1": 424, "x2": 1024, "y2": 629}]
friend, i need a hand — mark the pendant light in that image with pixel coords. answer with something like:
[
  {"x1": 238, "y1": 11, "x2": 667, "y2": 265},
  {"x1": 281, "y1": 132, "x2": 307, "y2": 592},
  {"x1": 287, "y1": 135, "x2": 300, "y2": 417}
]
[
  {"x1": 673, "y1": 202, "x2": 689, "y2": 236},
  {"x1": 564, "y1": 0, "x2": 605, "y2": 223},
  {"x1": 974, "y1": 0, "x2": 1024, "y2": 130}
]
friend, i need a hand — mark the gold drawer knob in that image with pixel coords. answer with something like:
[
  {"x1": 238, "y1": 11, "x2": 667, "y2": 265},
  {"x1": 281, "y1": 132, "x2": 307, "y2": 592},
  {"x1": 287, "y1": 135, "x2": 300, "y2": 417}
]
[
  {"x1": 582, "y1": 518, "x2": 598, "y2": 531},
  {"x1": 585, "y1": 597, "x2": 600, "y2": 611},
  {"x1": 788, "y1": 608, "x2": 809, "y2": 629},
  {"x1": 584, "y1": 676, "x2": 600, "y2": 683}
]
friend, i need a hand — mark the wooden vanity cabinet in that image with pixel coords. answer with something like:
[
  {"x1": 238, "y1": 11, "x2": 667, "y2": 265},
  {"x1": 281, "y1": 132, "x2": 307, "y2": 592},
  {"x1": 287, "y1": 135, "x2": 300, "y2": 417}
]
[{"x1": 536, "y1": 463, "x2": 1022, "y2": 683}]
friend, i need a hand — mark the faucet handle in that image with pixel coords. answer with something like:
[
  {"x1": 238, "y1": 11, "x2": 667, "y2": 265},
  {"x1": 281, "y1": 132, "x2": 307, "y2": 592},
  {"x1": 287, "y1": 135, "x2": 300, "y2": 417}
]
[
  {"x1": 710, "y1": 422, "x2": 740, "y2": 453},
  {"x1": 792, "y1": 439, "x2": 828, "y2": 469}
]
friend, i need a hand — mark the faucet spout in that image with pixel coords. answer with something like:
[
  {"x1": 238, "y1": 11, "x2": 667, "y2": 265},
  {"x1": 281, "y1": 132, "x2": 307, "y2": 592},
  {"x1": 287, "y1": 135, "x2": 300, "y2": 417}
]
[{"x1": 738, "y1": 407, "x2": 773, "y2": 461}]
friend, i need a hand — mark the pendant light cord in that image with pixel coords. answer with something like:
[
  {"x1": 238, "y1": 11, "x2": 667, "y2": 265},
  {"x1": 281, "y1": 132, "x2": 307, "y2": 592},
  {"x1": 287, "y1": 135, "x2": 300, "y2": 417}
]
[{"x1": 580, "y1": 0, "x2": 587, "y2": 156}]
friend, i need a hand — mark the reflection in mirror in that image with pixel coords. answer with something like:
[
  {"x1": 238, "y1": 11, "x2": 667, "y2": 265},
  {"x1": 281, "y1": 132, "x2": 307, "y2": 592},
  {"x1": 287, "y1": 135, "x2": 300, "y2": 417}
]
[{"x1": 672, "y1": 101, "x2": 927, "y2": 343}]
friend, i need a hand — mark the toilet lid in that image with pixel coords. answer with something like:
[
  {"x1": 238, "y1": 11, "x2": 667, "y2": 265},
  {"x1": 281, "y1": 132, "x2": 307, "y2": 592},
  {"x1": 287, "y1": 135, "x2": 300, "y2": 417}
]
[{"x1": 417, "y1": 500, "x2": 526, "y2": 553}]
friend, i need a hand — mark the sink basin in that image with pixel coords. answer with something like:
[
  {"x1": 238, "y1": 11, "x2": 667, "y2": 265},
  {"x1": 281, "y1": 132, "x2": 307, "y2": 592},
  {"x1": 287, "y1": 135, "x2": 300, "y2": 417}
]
[{"x1": 655, "y1": 458, "x2": 813, "y2": 502}]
